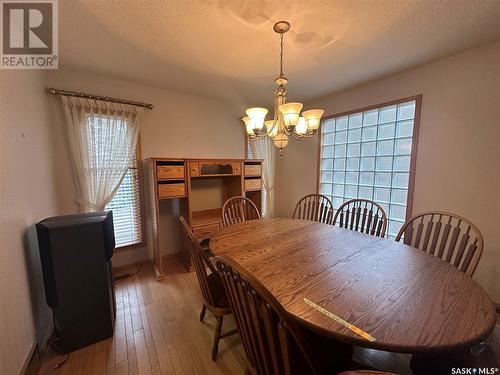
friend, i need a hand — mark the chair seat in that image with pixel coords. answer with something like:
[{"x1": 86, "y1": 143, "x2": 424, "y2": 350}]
[{"x1": 207, "y1": 272, "x2": 229, "y2": 308}]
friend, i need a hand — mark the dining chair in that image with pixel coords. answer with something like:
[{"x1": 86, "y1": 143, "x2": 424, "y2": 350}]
[
  {"x1": 215, "y1": 255, "x2": 397, "y2": 375},
  {"x1": 221, "y1": 196, "x2": 261, "y2": 227},
  {"x1": 179, "y1": 216, "x2": 237, "y2": 360},
  {"x1": 333, "y1": 199, "x2": 388, "y2": 237},
  {"x1": 293, "y1": 194, "x2": 334, "y2": 224},
  {"x1": 395, "y1": 211, "x2": 484, "y2": 276}
]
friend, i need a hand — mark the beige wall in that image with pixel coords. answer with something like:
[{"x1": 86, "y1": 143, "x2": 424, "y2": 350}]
[
  {"x1": 3, "y1": 42, "x2": 497, "y2": 374},
  {"x1": 0, "y1": 71, "x2": 59, "y2": 374},
  {"x1": 276, "y1": 41, "x2": 500, "y2": 302},
  {"x1": 0, "y1": 67, "x2": 245, "y2": 373},
  {"x1": 45, "y1": 68, "x2": 246, "y2": 266}
]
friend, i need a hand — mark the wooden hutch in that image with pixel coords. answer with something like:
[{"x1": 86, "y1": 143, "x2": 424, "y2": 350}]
[{"x1": 147, "y1": 158, "x2": 263, "y2": 280}]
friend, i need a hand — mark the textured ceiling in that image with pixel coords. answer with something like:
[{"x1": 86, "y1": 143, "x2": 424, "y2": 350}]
[{"x1": 59, "y1": 0, "x2": 500, "y2": 107}]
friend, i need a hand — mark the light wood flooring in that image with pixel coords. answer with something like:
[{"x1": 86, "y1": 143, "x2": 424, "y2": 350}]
[
  {"x1": 39, "y1": 259, "x2": 246, "y2": 375},
  {"x1": 38, "y1": 258, "x2": 500, "y2": 375}
]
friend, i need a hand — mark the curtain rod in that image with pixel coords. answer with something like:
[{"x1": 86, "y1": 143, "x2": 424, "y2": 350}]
[{"x1": 47, "y1": 88, "x2": 153, "y2": 109}]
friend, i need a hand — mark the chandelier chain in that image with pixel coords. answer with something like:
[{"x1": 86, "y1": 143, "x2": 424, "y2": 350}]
[{"x1": 279, "y1": 32, "x2": 284, "y2": 78}]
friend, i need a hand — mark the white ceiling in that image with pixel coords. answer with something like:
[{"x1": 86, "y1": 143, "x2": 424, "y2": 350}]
[{"x1": 59, "y1": 0, "x2": 500, "y2": 107}]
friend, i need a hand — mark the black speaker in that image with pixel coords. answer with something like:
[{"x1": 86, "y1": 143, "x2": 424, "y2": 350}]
[{"x1": 36, "y1": 211, "x2": 116, "y2": 353}]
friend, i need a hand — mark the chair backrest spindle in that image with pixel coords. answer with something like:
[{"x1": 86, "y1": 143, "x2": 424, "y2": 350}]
[
  {"x1": 293, "y1": 194, "x2": 334, "y2": 224},
  {"x1": 180, "y1": 216, "x2": 218, "y2": 305},
  {"x1": 333, "y1": 199, "x2": 387, "y2": 237},
  {"x1": 222, "y1": 196, "x2": 261, "y2": 227},
  {"x1": 215, "y1": 256, "x2": 320, "y2": 375},
  {"x1": 395, "y1": 211, "x2": 484, "y2": 276}
]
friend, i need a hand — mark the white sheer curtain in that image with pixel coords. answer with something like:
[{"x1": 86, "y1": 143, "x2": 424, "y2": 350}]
[
  {"x1": 250, "y1": 137, "x2": 276, "y2": 217},
  {"x1": 59, "y1": 96, "x2": 143, "y2": 212}
]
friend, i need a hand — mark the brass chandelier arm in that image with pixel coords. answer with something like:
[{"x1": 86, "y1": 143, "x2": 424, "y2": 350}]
[
  {"x1": 249, "y1": 124, "x2": 279, "y2": 141},
  {"x1": 283, "y1": 124, "x2": 316, "y2": 139},
  {"x1": 287, "y1": 130, "x2": 315, "y2": 140}
]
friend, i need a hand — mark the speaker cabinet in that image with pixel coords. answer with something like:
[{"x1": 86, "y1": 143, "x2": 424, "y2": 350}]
[{"x1": 36, "y1": 212, "x2": 116, "y2": 353}]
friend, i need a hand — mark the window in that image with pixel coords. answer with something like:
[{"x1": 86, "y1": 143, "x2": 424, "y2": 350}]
[
  {"x1": 319, "y1": 97, "x2": 420, "y2": 238},
  {"x1": 104, "y1": 150, "x2": 144, "y2": 247},
  {"x1": 247, "y1": 140, "x2": 253, "y2": 159},
  {"x1": 247, "y1": 139, "x2": 266, "y2": 216},
  {"x1": 86, "y1": 114, "x2": 144, "y2": 248}
]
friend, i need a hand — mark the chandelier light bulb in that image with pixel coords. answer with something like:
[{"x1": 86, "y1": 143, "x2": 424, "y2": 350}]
[
  {"x1": 295, "y1": 117, "x2": 308, "y2": 135},
  {"x1": 245, "y1": 107, "x2": 268, "y2": 135},
  {"x1": 302, "y1": 109, "x2": 324, "y2": 134},
  {"x1": 279, "y1": 102, "x2": 303, "y2": 132}
]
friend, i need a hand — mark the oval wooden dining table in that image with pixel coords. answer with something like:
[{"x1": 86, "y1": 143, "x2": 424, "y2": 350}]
[{"x1": 210, "y1": 218, "x2": 496, "y2": 354}]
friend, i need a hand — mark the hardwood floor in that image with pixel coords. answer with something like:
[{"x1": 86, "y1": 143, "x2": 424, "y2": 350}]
[
  {"x1": 38, "y1": 258, "x2": 500, "y2": 375},
  {"x1": 39, "y1": 259, "x2": 247, "y2": 375}
]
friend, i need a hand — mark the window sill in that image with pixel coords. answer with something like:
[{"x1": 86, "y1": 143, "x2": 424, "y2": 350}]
[{"x1": 115, "y1": 241, "x2": 146, "y2": 252}]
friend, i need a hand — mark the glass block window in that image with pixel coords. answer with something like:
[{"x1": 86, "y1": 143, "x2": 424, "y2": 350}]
[{"x1": 320, "y1": 99, "x2": 419, "y2": 238}]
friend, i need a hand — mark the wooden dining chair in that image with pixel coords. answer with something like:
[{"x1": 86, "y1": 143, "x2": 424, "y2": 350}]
[
  {"x1": 333, "y1": 199, "x2": 388, "y2": 237},
  {"x1": 293, "y1": 194, "x2": 334, "y2": 224},
  {"x1": 395, "y1": 211, "x2": 484, "y2": 276},
  {"x1": 215, "y1": 255, "x2": 397, "y2": 375},
  {"x1": 221, "y1": 196, "x2": 261, "y2": 227},
  {"x1": 179, "y1": 216, "x2": 237, "y2": 360}
]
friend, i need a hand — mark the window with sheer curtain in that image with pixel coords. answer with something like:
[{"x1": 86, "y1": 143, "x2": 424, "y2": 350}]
[
  {"x1": 104, "y1": 150, "x2": 143, "y2": 247},
  {"x1": 58, "y1": 95, "x2": 143, "y2": 248},
  {"x1": 247, "y1": 140, "x2": 267, "y2": 216},
  {"x1": 86, "y1": 114, "x2": 144, "y2": 248},
  {"x1": 319, "y1": 97, "x2": 420, "y2": 238}
]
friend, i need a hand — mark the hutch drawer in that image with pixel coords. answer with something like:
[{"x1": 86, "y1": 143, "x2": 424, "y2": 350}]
[
  {"x1": 244, "y1": 164, "x2": 261, "y2": 176},
  {"x1": 158, "y1": 183, "x2": 185, "y2": 198},
  {"x1": 157, "y1": 165, "x2": 185, "y2": 179},
  {"x1": 193, "y1": 223, "x2": 221, "y2": 239},
  {"x1": 244, "y1": 178, "x2": 262, "y2": 191}
]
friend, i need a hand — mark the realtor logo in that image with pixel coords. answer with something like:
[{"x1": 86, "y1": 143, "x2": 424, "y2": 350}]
[{"x1": 1, "y1": 0, "x2": 58, "y2": 69}]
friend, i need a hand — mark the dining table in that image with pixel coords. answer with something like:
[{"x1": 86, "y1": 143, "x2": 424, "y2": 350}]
[{"x1": 209, "y1": 217, "x2": 496, "y2": 356}]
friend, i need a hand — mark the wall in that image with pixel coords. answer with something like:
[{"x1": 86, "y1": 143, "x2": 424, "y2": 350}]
[
  {"x1": 0, "y1": 71, "x2": 59, "y2": 374},
  {"x1": 191, "y1": 179, "x2": 224, "y2": 211},
  {"x1": 45, "y1": 68, "x2": 246, "y2": 266},
  {"x1": 276, "y1": 41, "x2": 500, "y2": 302}
]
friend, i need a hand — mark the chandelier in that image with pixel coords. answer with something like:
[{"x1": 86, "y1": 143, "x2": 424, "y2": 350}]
[{"x1": 242, "y1": 21, "x2": 324, "y2": 156}]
